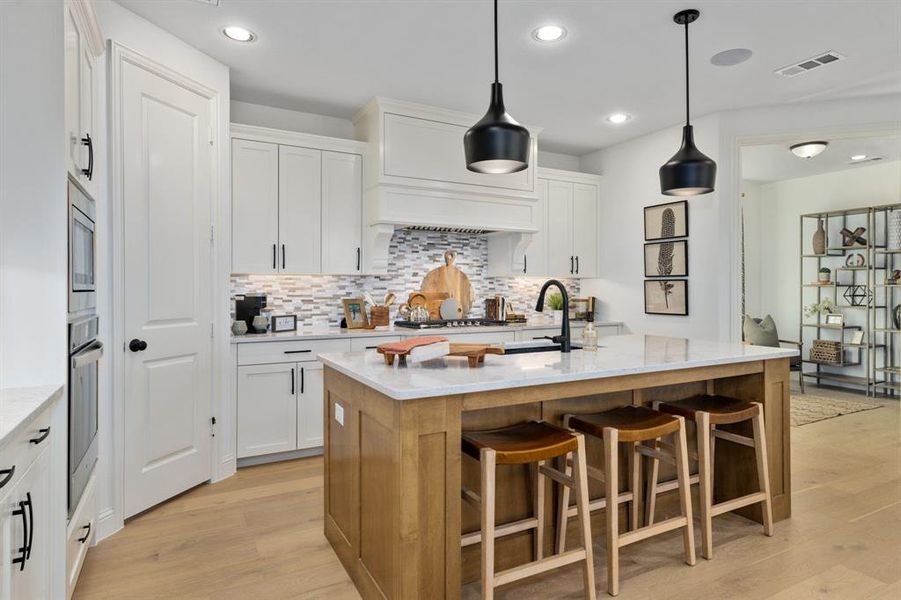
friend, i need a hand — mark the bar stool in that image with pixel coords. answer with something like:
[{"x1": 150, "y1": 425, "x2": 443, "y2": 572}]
[
  {"x1": 558, "y1": 406, "x2": 696, "y2": 597},
  {"x1": 462, "y1": 421, "x2": 596, "y2": 600},
  {"x1": 647, "y1": 395, "x2": 773, "y2": 560}
]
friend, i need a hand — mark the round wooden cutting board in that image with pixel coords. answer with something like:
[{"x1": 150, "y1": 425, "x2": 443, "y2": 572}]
[{"x1": 421, "y1": 250, "x2": 474, "y2": 315}]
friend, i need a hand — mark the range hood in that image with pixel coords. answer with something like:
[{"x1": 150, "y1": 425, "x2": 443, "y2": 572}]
[{"x1": 353, "y1": 97, "x2": 542, "y2": 273}]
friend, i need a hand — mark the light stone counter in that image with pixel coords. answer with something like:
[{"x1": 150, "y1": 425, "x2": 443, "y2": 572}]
[
  {"x1": 0, "y1": 384, "x2": 63, "y2": 449},
  {"x1": 319, "y1": 334, "x2": 797, "y2": 400}
]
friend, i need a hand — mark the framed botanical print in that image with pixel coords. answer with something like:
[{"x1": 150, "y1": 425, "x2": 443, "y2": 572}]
[
  {"x1": 644, "y1": 240, "x2": 688, "y2": 278},
  {"x1": 644, "y1": 200, "x2": 688, "y2": 240},
  {"x1": 644, "y1": 279, "x2": 688, "y2": 316}
]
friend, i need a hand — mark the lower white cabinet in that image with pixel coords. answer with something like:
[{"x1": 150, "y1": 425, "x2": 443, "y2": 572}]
[
  {"x1": 2, "y1": 446, "x2": 50, "y2": 600},
  {"x1": 66, "y1": 472, "x2": 96, "y2": 599},
  {"x1": 237, "y1": 361, "x2": 325, "y2": 459}
]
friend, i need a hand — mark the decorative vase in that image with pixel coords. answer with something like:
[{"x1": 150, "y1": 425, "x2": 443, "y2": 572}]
[
  {"x1": 812, "y1": 219, "x2": 826, "y2": 255},
  {"x1": 252, "y1": 315, "x2": 269, "y2": 333},
  {"x1": 231, "y1": 320, "x2": 248, "y2": 336},
  {"x1": 888, "y1": 210, "x2": 901, "y2": 250}
]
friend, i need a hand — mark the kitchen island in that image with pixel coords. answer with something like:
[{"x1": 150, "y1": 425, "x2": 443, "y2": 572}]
[{"x1": 319, "y1": 335, "x2": 797, "y2": 599}]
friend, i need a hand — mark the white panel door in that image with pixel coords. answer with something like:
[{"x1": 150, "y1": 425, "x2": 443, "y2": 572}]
[
  {"x1": 237, "y1": 364, "x2": 298, "y2": 458},
  {"x1": 232, "y1": 139, "x2": 278, "y2": 273},
  {"x1": 321, "y1": 151, "x2": 362, "y2": 273},
  {"x1": 121, "y1": 60, "x2": 213, "y2": 518},
  {"x1": 297, "y1": 362, "x2": 324, "y2": 449},
  {"x1": 572, "y1": 182, "x2": 599, "y2": 278},
  {"x1": 525, "y1": 178, "x2": 549, "y2": 277},
  {"x1": 545, "y1": 180, "x2": 574, "y2": 276},
  {"x1": 278, "y1": 145, "x2": 321, "y2": 274}
]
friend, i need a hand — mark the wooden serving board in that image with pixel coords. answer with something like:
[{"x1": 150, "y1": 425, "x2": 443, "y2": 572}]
[
  {"x1": 421, "y1": 250, "x2": 474, "y2": 315},
  {"x1": 377, "y1": 342, "x2": 504, "y2": 367}
]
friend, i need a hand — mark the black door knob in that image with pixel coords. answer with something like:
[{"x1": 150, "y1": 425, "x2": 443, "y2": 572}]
[{"x1": 129, "y1": 339, "x2": 148, "y2": 352}]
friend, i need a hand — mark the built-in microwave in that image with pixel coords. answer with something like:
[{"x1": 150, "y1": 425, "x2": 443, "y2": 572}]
[{"x1": 68, "y1": 177, "x2": 96, "y2": 317}]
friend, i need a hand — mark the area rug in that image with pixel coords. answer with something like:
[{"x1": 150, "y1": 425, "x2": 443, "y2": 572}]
[{"x1": 790, "y1": 392, "x2": 881, "y2": 427}]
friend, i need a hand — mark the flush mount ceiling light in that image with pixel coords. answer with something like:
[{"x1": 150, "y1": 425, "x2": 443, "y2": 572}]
[
  {"x1": 532, "y1": 24, "x2": 567, "y2": 42},
  {"x1": 222, "y1": 26, "x2": 256, "y2": 42},
  {"x1": 464, "y1": 0, "x2": 530, "y2": 174},
  {"x1": 790, "y1": 141, "x2": 829, "y2": 159},
  {"x1": 606, "y1": 112, "x2": 632, "y2": 124},
  {"x1": 710, "y1": 48, "x2": 752, "y2": 66},
  {"x1": 659, "y1": 9, "x2": 717, "y2": 196},
  {"x1": 850, "y1": 154, "x2": 868, "y2": 161}
]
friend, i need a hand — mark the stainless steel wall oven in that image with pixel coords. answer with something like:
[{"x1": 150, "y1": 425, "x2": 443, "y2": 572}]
[{"x1": 68, "y1": 315, "x2": 101, "y2": 515}]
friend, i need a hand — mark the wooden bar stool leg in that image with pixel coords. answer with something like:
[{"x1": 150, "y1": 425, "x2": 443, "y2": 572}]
[
  {"x1": 752, "y1": 406, "x2": 774, "y2": 537},
  {"x1": 603, "y1": 427, "x2": 620, "y2": 596},
  {"x1": 645, "y1": 438, "x2": 660, "y2": 526},
  {"x1": 531, "y1": 460, "x2": 546, "y2": 561},
  {"x1": 673, "y1": 416, "x2": 697, "y2": 566},
  {"x1": 696, "y1": 411, "x2": 714, "y2": 559},
  {"x1": 709, "y1": 425, "x2": 716, "y2": 500},
  {"x1": 628, "y1": 442, "x2": 641, "y2": 531},
  {"x1": 573, "y1": 435, "x2": 598, "y2": 600},
  {"x1": 556, "y1": 452, "x2": 573, "y2": 554},
  {"x1": 480, "y1": 448, "x2": 497, "y2": 600}
]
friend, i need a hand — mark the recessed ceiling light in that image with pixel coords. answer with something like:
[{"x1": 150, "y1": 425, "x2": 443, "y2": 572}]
[
  {"x1": 222, "y1": 26, "x2": 256, "y2": 42},
  {"x1": 532, "y1": 24, "x2": 566, "y2": 42},
  {"x1": 710, "y1": 48, "x2": 752, "y2": 66},
  {"x1": 605, "y1": 112, "x2": 632, "y2": 124},
  {"x1": 850, "y1": 154, "x2": 868, "y2": 161},
  {"x1": 790, "y1": 141, "x2": 828, "y2": 159}
]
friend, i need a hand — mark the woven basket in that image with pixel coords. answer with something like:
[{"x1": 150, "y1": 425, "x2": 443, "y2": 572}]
[
  {"x1": 370, "y1": 305, "x2": 389, "y2": 327},
  {"x1": 810, "y1": 339, "x2": 842, "y2": 364}
]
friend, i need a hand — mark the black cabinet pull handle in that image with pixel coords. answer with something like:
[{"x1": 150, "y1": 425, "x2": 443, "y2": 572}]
[
  {"x1": 272, "y1": 244, "x2": 277, "y2": 270},
  {"x1": 0, "y1": 466, "x2": 15, "y2": 489},
  {"x1": 365, "y1": 345, "x2": 378, "y2": 350},
  {"x1": 301, "y1": 367, "x2": 305, "y2": 395},
  {"x1": 291, "y1": 367, "x2": 295, "y2": 395},
  {"x1": 25, "y1": 492, "x2": 34, "y2": 560},
  {"x1": 282, "y1": 244, "x2": 286, "y2": 269},
  {"x1": 283, "y1": 349, "x2": 311, "y2": 354},
  {"x1": 576, "y1": 256, "x2": 580, "y2": 274},
  {"x1": 12, "y1": 494, "x2": 30, "y2": 571},
  {"x1": 129, "y1": 339, "x2": 147, "y2": 352},
  {"x1": 29, "y1": 428, "x2": 50, "y2": 445},
  {"x1": 356, "y1": 247, "x2": 361, "y2": 271},
  {"x1": 81, "y1": 134, "x2": 94, "y2": 181},
  {"x1": 78, "y1": 522, "x2": 92, "y2": 544},
  {"x1": 523, "y1": 254, "x2": 527, "y2": 274},
  {"x1": 570, "y1": 256, "x2": 574, "y2": 274}
]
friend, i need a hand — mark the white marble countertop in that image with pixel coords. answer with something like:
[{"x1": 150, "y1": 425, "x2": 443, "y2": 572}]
[
  {"x1": 318, "y1": 334, "x2": 798, "y2": 400},
  {"x1": 231, "y1": 319, "x2": 622, "y2": 344},
  {"x1": 0, "y1": 384, "x2": 63, "y2": 450}
]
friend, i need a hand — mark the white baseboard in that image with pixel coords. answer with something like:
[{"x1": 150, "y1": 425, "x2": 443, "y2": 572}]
[
  {"x1": 95, "y1": 507, "x2": 122, "y2": 544},
  {"x1": 236, "y1": 447, "x2": 323, "y2": 468}
]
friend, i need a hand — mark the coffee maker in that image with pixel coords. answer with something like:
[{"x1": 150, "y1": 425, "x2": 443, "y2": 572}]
[{"x1": 235, "y1": 294, "x2": 267, "y2": 330}]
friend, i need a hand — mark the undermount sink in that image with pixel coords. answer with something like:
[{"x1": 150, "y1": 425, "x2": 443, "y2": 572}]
[{"x1": 501, "y1": 340, "x2": 584, "y2": 354}]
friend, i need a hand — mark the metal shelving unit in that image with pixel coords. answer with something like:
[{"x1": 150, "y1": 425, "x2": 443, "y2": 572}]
[{"x1": 869, "y1": 203, "x2": 901, "y2": 397}]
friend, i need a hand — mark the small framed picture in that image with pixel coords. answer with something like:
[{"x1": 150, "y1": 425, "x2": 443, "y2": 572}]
[
  {"x1": 850, "y1": 330, "x2": 864, "y2": 345},
  {"x1": 644, "y1": 200, "x2": 688, "y2": 241},
  {"x1": 644, "y1": 240, "x2": 688, "y2": 278},
  {"x1": 644, "y1": 279, "x2": 688, "y2": 316},
  {"x1": 271, "y1": 314, "x2": 297, "y2": 333},
  {"x1": 824, "y1": 313, "x2": 844, "y2": 326},
  {"x1": 342, "y1": 298, "x2": 369, "y2": 329}
]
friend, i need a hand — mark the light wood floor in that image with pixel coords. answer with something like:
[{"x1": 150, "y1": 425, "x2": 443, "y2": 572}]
[{"x1": 75, "y1": 395, "x2": 900, "y2": 600}]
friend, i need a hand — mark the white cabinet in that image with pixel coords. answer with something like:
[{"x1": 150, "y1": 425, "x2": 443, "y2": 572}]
[
  {"x1": 64, "y1": 0, "x2": 102, "y2": 197},
  {"x1": 296, "y1": 362, "x2": 324, "y2": 450},
  {"x1": 546, "y1": 179, "x2": 575, "y2": 276},
  {"x1": 232, "y1": 139, "x2": 279, "y2": 273},
  {"x1": 231, "y1": 126, "x2": 365, "y2": 275},
  {"x1": 572, "y1": 183, "x2": 598, "y2": 278},
  {"x1": 321, "y1": 151, "x2": 363, "y2": 274},
  {"x1": 279, "y1": 145, "x2": 322, "y2": 274},
  {"x1": 541, "y1": 169, "x2": 601, "y2": 279},
  {"x1": 66, "y1": 472, "x2": 95, "y2": 599},
  {"x1": 5, "y1": 446, "x2": 50, "y2": 600},
  {"x1": 237, "y1": 363, "x2": 298, "y2": 458}
]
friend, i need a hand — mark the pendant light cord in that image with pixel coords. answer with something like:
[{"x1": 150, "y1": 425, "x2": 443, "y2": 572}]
[
  {"x1": 494, "y1": 0, "x2": 499, "y2": 83},
  {"x1": 684, "y1": 19, "x2": 690, "y2": 126}
]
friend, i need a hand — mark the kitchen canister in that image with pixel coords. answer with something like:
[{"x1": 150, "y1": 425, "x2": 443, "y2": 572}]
[
  {"x1": 888, "y1": 210, "x2": 901, "y2": 250},
  {"x1": 231, "y1": 320, "x2": 248, "y2": 336}
]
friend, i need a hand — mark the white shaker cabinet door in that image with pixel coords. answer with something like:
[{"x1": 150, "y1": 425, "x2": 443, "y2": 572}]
[
  {"x1": 232, "y1": 139, "x2": 279, "y2": 273},
  {"x1": 545, "y1": 180, "x2": 574, "y2": 277},
  {"x1": 278, "y1": 145, "x2": 322, "y2": 274},
  {"x1": 9, "y1": 448, "x2": 50, "y2": 600},
  {"x1": 321, "y1": 151, "x2": 362, "y2": 274},
  {"x1": 572, "y1": 182, "x2": 599, "y2": 278},
  {"x1": 525, "y1": 178, "x2": 549, "y2": 277},
  {"x1": 237, "y1": 364, "x2": 298, "y2": 458},
  {"x1": 296, "y1": 362, "x2": 324, "y2": 450}
]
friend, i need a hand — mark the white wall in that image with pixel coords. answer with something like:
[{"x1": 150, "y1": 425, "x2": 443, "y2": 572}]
[
  {"x1": 538, "y1": 150, "x2": 580, "y2": 171},
  {"x1": 94, "y1": 0, "x2": 233, "y2": 542},
  {"x1": 231, "y1": 99, "x2": 354, "y2": 138},
  {"x1": 740, "y1": 180, "x2": 763, "y2": 319}
]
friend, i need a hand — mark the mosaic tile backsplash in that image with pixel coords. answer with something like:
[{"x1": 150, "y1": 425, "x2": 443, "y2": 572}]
[{"x1": 230, "y1": 229, "x2": 580, "y2": 328}]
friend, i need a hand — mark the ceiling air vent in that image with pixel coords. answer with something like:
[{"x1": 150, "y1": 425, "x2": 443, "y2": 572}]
[
  {"x1": 775, "y1": 51, "x2": 845, "y2": 77},
  {"x1": 403, "y1": 225, "x2": 496, "y2": 235},
  {"x1": 849, "y1": 156, "x2": 884, "y2": 165}
]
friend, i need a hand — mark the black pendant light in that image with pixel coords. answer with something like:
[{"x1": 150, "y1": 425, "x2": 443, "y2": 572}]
[
  {"x1": 464, "y1": 0, "x2": 530, "y2": 174},
  {"x1": 659, "y1": 9, "x2": 716, "y2": 196}
]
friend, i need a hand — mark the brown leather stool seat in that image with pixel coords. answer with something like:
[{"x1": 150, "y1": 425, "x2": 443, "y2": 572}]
[
  {"x1": 568, "y1": 405, "x2": 681, "y2": 442},
  {"x1": 658, "y1": 394, "x2": 759, "y2": 425},
  {"x1": 462, "y1": 421, "x2": 579, "y2": 465}
]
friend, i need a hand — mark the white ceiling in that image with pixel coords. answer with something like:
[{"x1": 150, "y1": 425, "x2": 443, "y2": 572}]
[
  {"x1": 741, "y1": 134, "x2": 901, "y2": 183},
  {"x1": 114, "y1": 0, "x2": 901, "y2": 155}
]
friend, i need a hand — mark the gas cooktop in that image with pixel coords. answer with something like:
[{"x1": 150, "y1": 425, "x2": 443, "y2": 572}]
[{"x1": 394, "y1": 318, "x2": 510, "y2": 329}]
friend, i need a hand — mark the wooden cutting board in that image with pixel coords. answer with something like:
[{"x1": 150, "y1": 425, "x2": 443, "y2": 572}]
[
  {"x1": 421, "y1": 250, "x2": 474, "y2": 315},
  {"x1": 447, "y1": 344, "x2": 505, "y2": 368}
]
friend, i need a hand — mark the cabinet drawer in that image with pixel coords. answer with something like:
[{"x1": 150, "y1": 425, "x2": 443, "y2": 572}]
[
  {"x1": 0, "y1": 404, "x2": 53, "y2": 494},
  {"x1": 67, "y1": 471, "x2": 96, "y2": 599},
  {"x1": 350, "y1": 336, "x2": 400, "y2": 351},
  {"x1": 238, "y1": 339, "x2": 351, "y2": 365}
]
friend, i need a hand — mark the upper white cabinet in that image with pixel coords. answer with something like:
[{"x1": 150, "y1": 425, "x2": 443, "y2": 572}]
[
  {"x1": 230, "y1": 125, "x2": 366, "y2": 275},
  {"x1": 546, "y1": 179, "x2": 575, "y2": 276},
  {"x1": 64, "y1": 0, "x2": 103, "y2": 198}
]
